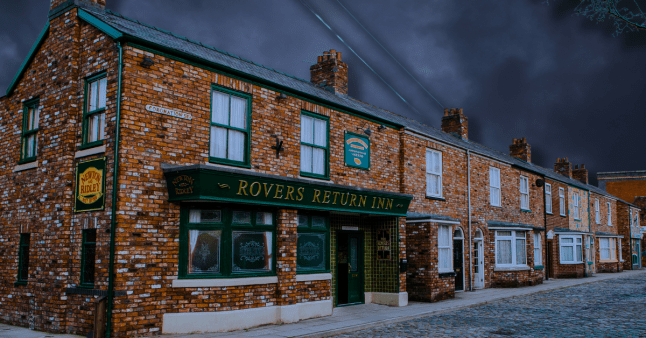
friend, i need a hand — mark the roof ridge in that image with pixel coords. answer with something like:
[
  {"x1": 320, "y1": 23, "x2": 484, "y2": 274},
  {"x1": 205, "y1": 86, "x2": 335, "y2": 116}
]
[{"x1": 99, "y1": 8, "x2": 311, "y2": 84}]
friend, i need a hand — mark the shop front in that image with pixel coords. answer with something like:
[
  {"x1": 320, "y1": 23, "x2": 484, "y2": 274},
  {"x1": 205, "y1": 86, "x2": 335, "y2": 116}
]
[{"x1": 161, "y1": 164, "x2": 412, "y2": 333}]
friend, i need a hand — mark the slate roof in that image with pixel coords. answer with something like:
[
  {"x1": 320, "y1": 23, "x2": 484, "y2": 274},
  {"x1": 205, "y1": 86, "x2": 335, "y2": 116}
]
[{"x1": 10, "y1": 4, "x2": 634, "y2": 206}]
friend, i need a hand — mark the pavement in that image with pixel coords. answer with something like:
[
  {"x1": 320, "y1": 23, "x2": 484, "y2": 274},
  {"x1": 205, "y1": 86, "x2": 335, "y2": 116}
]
[{"x1": 2, "y1": 269, "x2": 644, "y2": 338}]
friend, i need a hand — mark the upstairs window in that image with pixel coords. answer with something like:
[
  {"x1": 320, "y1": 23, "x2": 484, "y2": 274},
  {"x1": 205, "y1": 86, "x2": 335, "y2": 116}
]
[
  {"x1": 545, "y1": 183, "x2": 552, "y2": 214},
  {"x1": 438, "y1": 225, "x2": 453, "y2": 273},
  {"x1": 83, "y1": 74, "x2": 107, "y2": 146},
  {"x1": 489, "y1": 167, "x2": 501, "y2": 206},
  {"x1": 559, "y1": 187, "x2": 566, "y2": 216},
  {"x1": 17, "y1": 233, "x2": 31, "y2": 284},
  {"x1": 300, "y1": 112, "x2": 329, "y2": 178},
  {"x1": 595, "y1": 199, "x2": 600, "y2": 224},
  {"x1": 20, "y1": 99, "x2": 40, "y2": 162},
  {"x1": 210, "y1": 87, "x2": 251, "y2": 166},
  {"x1": 426, "y1": 149, "x2": 443, "y2": 197},
  {"x1": 495, "y1": 230, "x2": 527, "y2": 267},
  {"x1": 560, "y1": 235, "x2": 583, "y2": 264},
  {"x1": 520, "y1": 176, "x2": 529, "y2": 210},
  {"x1": 573, "y1": 191, "x2": 580, "y2": 220},
  {"x1": 607, "y1": 202, "x2": 612, "y2": 225}
]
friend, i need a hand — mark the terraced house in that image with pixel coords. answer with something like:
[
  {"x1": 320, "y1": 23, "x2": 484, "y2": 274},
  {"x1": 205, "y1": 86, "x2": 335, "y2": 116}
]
[{"x1": 0, "y1": 1, "x2": 640, "y2": 338}]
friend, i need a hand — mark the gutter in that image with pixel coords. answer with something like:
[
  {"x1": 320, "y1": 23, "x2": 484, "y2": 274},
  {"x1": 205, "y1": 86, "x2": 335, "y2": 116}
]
[
  {"x1": 467, "y1": 150, "x2": 473, "y2": 291},
  {"x1": 105, "y1": 40, "x2": 124, "y2": 338},
  {"x1": 587, "y1": 191, "x2": 592, "y2": 277}
]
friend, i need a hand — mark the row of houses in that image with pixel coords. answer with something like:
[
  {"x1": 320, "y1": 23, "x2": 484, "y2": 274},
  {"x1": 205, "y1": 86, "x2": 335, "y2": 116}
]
[{"x1": 0, "y1": 0, "x2": 643, "y2": 337}]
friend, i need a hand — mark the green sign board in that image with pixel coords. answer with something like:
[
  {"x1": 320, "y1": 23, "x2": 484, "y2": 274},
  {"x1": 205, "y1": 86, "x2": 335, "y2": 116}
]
[
  {"x1": 75, "y1": 157, "x2": 107, "y2": 212},
  {"x1": 164, "y1": 166, "x2": 412, "y2": 216},
  {"x1": 344, "y1": 132, "x2": 370, "y2": 170}
]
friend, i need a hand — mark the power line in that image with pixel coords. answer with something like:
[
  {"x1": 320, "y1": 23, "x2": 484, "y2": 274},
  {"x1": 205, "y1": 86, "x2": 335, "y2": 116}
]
[
  {"x1": 336, "y1": 0, "x2": 444, "y2": 110},
  {"x1": 298, "y1": 0, "x2": 422, "y2": 116}
]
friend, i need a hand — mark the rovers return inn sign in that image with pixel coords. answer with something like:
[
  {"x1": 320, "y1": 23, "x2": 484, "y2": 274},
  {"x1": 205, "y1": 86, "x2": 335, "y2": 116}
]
[
  {"x1": 163, "y1": 165, "x2": 412, "y2": 216},
  {"x1": 75, "y1": 157, "x2": 106, "y2": 212}
]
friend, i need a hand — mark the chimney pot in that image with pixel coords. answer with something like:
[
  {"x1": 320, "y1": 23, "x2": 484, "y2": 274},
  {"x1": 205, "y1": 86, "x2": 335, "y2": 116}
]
[
  {"x1": 441, "y1": 108, "x2": 468, "y2": 140},
  {"x1": 310, "y1": 49, "x2": 348, "y2": 95},
  {"x1": 554, "y1": 158, "x2": 573, "y2": 179},
  {"x1": 509, "y1": 137, "x2": 531, "y2": 163},
  {"x1": 572, "y1": 163, "x2": 589, "y2": 184}
]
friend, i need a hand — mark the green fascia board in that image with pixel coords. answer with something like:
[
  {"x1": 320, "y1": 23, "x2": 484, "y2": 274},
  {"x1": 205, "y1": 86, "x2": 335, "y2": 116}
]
[
  {"x1": 77, "y1": 9, "x2": 123, "y2": 39},
  {"x1": 6, "y1": 23, "x2": 50, "y2": 96}
]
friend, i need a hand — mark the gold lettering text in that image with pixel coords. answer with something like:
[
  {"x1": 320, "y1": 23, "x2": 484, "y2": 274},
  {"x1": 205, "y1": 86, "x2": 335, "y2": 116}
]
[
  {"x1": 386, "y1": 199, "x2": 393, "y2": 210},
  {"x1": 285, "y1": 186, "x2": 295, "y2": 200},
  {"x1": 371, "y1": 197, "x2": 377, "y2": 208},
  {"x1": 322, "y1": 191, "x2": 331, "y2": 204},
  {"x1": 349, "y1": 194, "x2": 358, "y2": 207},
  {"x1": 274, "y1": 185, "x2": 284, "y2": 199},
  {"x1": 378, "y1": 198, "x2": 385, "y2": 209},
  {"x1": 249, "y1": 182, "x2": 261, "y2": 197},
  {"x1": 312, "y1": 189, "x2": 322, "y2": 203},
  {"x1": 358, "y1": 195, "x2": 367, "y2": 207},
  {"x1": 332, "y1": 192, "x2": 340, "y2": 204},
  {"x1": 340, "y1": 193, "x2": 349, "y2": 206},
  {"x1": 263, "y1": 183, "x2": 275, "y2": 197},
  {"x1": 296, "y1": 187, "x2": 305, "y2": 201},
  {"x1": 237, "y1": 180, "x2": 249, "y2": 196}
]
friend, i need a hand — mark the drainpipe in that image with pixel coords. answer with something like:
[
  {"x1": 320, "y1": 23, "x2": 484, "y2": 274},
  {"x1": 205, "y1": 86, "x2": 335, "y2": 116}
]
[
  {"x1": 587, "y1": 191, "x2": 592, "y2": 276},
  {"x1": 105, "y1": 41, "x2": 124, "y2": 338},
  {"x1": 467, "y1": 150, "x2": 473, "y2": 291},
  {"x1": 542, "y1": 177, "x2": 548, "y2": 280}
]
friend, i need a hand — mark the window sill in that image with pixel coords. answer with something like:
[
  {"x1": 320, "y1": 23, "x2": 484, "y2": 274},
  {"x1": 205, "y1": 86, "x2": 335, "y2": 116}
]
[
  {"x1": 14, "y1": 281, "x2": 27, "y2": 286},
  {"x1": 559, "y1": 261, "x2": 584, "y2": 265},
  {"x1": 560, "y1": 214, "x2": 567, "y2": 217},
  {"x1": 299, "y1": 172, "x2": 330, "y2": 181},
  {"x1": 438, "y1": 271, "x2": 455, "y2": 278},
  {"x1": 521, "y1": 209, "x2": 532, "y2": 213},
  {"x1": 295, "y1": 273, "x2": 332, "y2": 282},
  {"x1": 494, "y1": 266, "x2": 530, "y2": 271},
  {"x1": 172, "y1": 276, "x2": 278, "y2": 288},
  {"x1": 425, "y1": 195, "x2": 446, "y2": 201},
  {"x1": 599, "y1": 259, "x2": 618, "y2": 263},
  {"x1": 533, "y1": 265, "x2": 544, "y2": 270},
  {"x1": 78, "y1": 140, "x2": 104, "y2": 150},
  {"x1": 13, "y1": 161, "x2": 38, "y2": 172},
  {"x1": 75, "y1": 145, "x2": 106, "y2": 159},
  {"x1": 490, "y1": 204, "x2": 502, "y2": 208},
  {"x1": 546, "y1": 212, "x2": 553, "y2": 215},
  {"x1": 209, "y1": 157, "x2": 251, "y2": 169}
]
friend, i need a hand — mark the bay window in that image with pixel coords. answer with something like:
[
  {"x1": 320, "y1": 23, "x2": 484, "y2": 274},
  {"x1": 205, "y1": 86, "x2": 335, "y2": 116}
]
[
  {"x1": 438, "y1": 225, "x2": 453, "y2": 273},
  {"x1": 495, "y1": 230, "x2": 527, "y2": 268},
  {"x1": 560, "y1": 235, "x2": 583, "y2": 264},
  {"x1": 180, "y1": 207, "x2": 275, "y2": 278},
  {"x1": 210, "y1": 87, "x2": 251, "y2": 166},
  {"x1": 300, "y1": 111, "x2": 329, "y2": 178}
]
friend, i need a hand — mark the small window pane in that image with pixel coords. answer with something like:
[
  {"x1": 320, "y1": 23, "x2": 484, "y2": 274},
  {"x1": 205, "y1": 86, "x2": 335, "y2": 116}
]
[
  {"x1": 210, "y1": 126, "x2": 227, "y2": 158},
  {"x1": 312, "y1": 216, "x2": 326, "y2": 228},
  {"x1": 562, "y1": 237, "x2": 573, "y2": 244},
  {"x1": 497, "y1": 231, "x2": 512, "y2": 237},
  {"x1": 301, "y1": 116, "x2": 313, "y2": 144},
  {"x1": 298, "y1": 215, "x2": 309, "y2": 227},
  {"x1": 576, "y1": 245, "x2": 582, "y2": 262},
  {"x1": 312, "y1": 147, "x2": 325, "y2": 175},
  {"x1": 189, "y1": 209, "x2": 201, "y2": 223},
  {"x1": 516, "y1": 232, "x2": 525, "y2": 238},
  {"x1": 516, "y1": 239, "x2": 526, "y2": 264},
  {"x1": 89, "y1": 81, "x2": 98, "y2": 111},
  {"x1": 256, "y1": 212, "x2": 273, "y2": 225},
  {"x1": 297, "y1": 233, "x2": 326, "y2": 270},
  {"x1": 313, "y1": 118, "x2": 326, "y2": 147},
  {"x1": 232, "y1": 211, "x2": 251, "y2": 224},
  {"x1": 232, "y1": 231, "x2": 272, "y2": 273},
  {"x1": 561, "y1": 246, "x2": 574, "y2": 262},
  {"x1": 300, "y1": 145, "x2": 312, "y2": 173},
  {"x1": 98, "y1": 78, "x2": 107, "y2": 109},
  {"x1": 201, "y1": 210, "x2": 222, "y2": 223},
  {"x1": 229, "y1": 96, "x2": 247, "y2": 129},
  {"x1": 212, "y1": 91, "x2": 229, "y2": 125},
  {"x1": 188, "y1": 230, "x2": 221, "y2": 274},
  {"x1": 439, "y1": 248, "x2": 452, "y2": 269},
  {"x1": 227, "y1": 129, "x2": 245, "y2": 162}
]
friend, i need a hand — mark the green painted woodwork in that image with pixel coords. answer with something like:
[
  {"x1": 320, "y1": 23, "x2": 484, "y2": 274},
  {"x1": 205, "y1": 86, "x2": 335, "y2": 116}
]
[
  {"x1": 178, "y1": 206, "x2": 277, "y2": 279},
  {"x1": 300, "y1": 110, "x2": 330, "y2": 180},
  {"x1": 336, "y1": 231, "x2": 364, "y2": 306},
  {"x1": 81, "y1": 72, "x2": 107, "y2": 147},
  {"x1": 19, "y1": 98, "x2": 40, "y2": 163},
  {"x1": 164, "y1": 167, "x2": 412, "y2": 216},
  {"x1": 344, "y1": 131, "x2": 370, "y2": 170},
  {"x1": 74, "y1": 157, "x2": 107, "y2": 212},
  {"x1": 80, "y1": 229, "x2": 97, "y2": 288},
  {"x1": 77, "y1": 9, "x2": 124, "y2": 40},
  {"x1": 208, "y1": 85, "x2": 252, "y2": 168},
  {"x1": 297, "y1": 213, "x2": 330, "y2": 273},
  {"x1": 16, "y1": 233, "x2": 30, "y2": 285}
]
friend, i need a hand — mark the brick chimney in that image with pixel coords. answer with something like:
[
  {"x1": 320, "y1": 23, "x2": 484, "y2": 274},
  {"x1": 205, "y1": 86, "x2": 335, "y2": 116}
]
[
  {"x1": 310, "y1": 50, "x2": 348, "y2": 95},
  {"x1": 572, "y1": 164, "x2": 589, "y2": 184},
  {"x1": 554, "y1": 158, "x2": 572, "y2": 178},
  {"x1": 50, "y1": 0, "x2": 106, "y2": 12},
  {"x1": 509, "y1": 137, "x2": 531, "y2": 163},
  {"x1": 441, "y1": 108, "x2": 468, "y2": 140}
]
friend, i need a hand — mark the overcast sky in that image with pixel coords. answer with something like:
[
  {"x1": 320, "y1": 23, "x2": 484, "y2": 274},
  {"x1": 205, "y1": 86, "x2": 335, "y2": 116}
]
[{"x1": 2, "y1": 0, "x2": 645, "y2": 185}]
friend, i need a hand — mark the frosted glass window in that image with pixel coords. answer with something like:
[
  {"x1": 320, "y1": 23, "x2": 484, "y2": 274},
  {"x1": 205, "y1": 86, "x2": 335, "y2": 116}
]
[
  {"x1": 209, "y1": 89, "x2": 249, "y2": 164},
  {"x1": 232, "y1": 231, "x2": 272, "y2": 273},
  {"x1": 300, "y1": 113, "x2": 328, "y2": 177},
  {"x1": 426, "y1": 150, "x2": 442, "y2": 197}
]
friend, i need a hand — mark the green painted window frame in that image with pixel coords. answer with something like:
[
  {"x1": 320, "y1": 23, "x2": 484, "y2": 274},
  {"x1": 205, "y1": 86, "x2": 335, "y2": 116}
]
[
  {"x1": 208, "y1": 85, "x2": 252, "y2": 168},
  {"x1": 179, "y1": 205, "x2": 276, "y2": 279},
  {"x1": 300, "y1": 110, "x2": 330, "y2": 180},
  {"x1": 296, "y1": 212, "x2": 330, "y2": 274},
  {"x1": 19, "y1": 98, "x2": 40, "y2": 164},
  {"x1": 80, "y1": 229, "x2": 97, "y2": 288},
  {"x1": 81, "y1": 72, "x2": 107, "y2": 149},
  {"x1": 16, "y1": 233, "x2": 30, "y2": 285}
]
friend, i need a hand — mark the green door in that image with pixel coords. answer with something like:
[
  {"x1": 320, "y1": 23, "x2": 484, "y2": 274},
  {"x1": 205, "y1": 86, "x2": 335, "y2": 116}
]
[{"x1": 337, "y1": 232, "x2": 364, "y2": 305}]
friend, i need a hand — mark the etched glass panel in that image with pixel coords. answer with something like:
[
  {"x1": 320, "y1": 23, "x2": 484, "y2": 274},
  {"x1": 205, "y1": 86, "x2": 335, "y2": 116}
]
[
  {"x1": 232, "y1": 211, "x2": 251, "y2": 224},
  {"x1": 349, "y1": 237, "x2": 358, "y2": 272},
  {"x1": 297, "y1": 233, "x2": 326, "y2": 271},
  {"x1": 298, "y1": 214, "x2": 309, "y2": 227},
  {"x1": 232, "y1": 231, "x2": 272, "y2": 272},
  {"x1": 256, "y1": 212, "x2": 273, "y2": 225},
  {"x1": 201, "y1": 210, "x2": 221, "y2": 223},
  {"x1": 188, "y1": 230, "x2": 221, "y2": 274},
  {"x1": 311, "y1": 216, "x2": 326, "y2": 228}
]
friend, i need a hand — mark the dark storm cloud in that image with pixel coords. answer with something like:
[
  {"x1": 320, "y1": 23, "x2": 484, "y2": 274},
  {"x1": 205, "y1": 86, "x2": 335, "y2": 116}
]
[{"x1": 2, "y1": 0, "x2": 645, "y2": 185}]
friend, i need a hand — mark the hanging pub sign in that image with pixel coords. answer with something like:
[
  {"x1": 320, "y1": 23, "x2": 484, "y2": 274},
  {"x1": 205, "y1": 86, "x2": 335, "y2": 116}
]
[
  {"x1": 75, "y1": 157, "x2": 106, "y2": 212},
  {"x1": 344, "y1": 132, "x2": 370, "y2": 170}
]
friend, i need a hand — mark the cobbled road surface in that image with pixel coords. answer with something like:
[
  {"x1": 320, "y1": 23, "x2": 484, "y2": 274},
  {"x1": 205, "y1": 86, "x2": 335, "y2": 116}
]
[{"x1": 334, "y1": 273, "x2": 646, "y2": 337}]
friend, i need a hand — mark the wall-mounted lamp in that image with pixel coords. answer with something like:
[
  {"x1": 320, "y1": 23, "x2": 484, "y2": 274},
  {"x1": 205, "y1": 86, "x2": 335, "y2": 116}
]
[
  {"x1": 357, "y1": 123, "x2": 372, "y2": 137},
  {"x1": 140, "y1": 57, "x2": 154, "y2": 68},
  {"x1": 377, "y1": 125, "x2": 386, "y2": 131},
  {"x1": 277, "y1": 93, "x2": 288, "y2": 100}
]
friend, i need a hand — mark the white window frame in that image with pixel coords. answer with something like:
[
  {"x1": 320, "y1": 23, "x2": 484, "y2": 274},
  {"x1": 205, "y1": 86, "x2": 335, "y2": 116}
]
[
  {"x1": 607, "y1": 202, "x2": 612, "y2": 226},
  {"x1": 520, "y1": 176, "x2": 529, "y2": 210},
  {"x1": 438, "y1": 225, "x2": 453, "y2": 273},
  {"x1": 599, "y1": 237, "x2": 616, "y2": 261},
  {"x1": 559, "y1": 235, "x2": 583, "y2": 264},
  {"x1": 494, "y1": 230, "x2": 528, "y2": 268},
  {"x1": 630, "y1": 209, "x2": 633, "y2": 226},
  {"x1": 573, "y1": 191, "x2": 580, "y2": 220},
  {"x1": 618, "y1": 238, "x2": 623, "y2": 261},
  {"x1": 489, "y1": 167, "x2": 501, "y2": 207},
  {"x1": 545, "y1": 183, "x2": 552, "y2": 214},
  {"x1": 595, "y1": 199, "x2": 600, "y2": 224},
  {"x1": 533, "y1": 233, "x2": 542, "y2": 266},
  {"x1": 559, "y1": 187, "x2": 565, "y2": 216},
  {"x1": 426, "y1": 149, "x2": 443, "y2": 198}
]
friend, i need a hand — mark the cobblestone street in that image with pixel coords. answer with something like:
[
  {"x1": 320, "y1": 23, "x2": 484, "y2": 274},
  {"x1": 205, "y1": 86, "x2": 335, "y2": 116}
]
[{"x1": 335, "y1": 273, "x2": 646, "y2": 338}]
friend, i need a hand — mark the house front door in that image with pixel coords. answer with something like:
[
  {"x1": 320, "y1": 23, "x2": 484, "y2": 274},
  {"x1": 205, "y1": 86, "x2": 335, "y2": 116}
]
[
  {"x1": 453, "y1": 238, "x2": 464, "y2": 291},
  {"x1": 473, "y1": 240, "x2": 484, "y2": 289}
]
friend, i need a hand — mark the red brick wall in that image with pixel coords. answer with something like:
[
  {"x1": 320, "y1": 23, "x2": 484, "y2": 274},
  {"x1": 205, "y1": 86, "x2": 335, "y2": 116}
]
[{"x1": 605, "y1": 180, "x2": 646, "y2": 204}]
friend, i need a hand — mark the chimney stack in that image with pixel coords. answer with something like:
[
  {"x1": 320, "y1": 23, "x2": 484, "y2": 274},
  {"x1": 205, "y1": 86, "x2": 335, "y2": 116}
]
[
  {"x1": 509, "y1": 137, "x2": 531, "y2": 163},
  {"x1": 572, "y1": 164, "x2": 589, "y2": 185},
  {"x1": 441, "y1": 108, "x2": 468, "y2": 140},
  {"x1": 51, "y1": 0, "x2": 106, "y2": 12},
  {"x1": 554, "y1": 158, "x2": 572, "y2": 178},
  {"x1": 310, "y1": 49, "x2": 348, "y2": 95}
]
